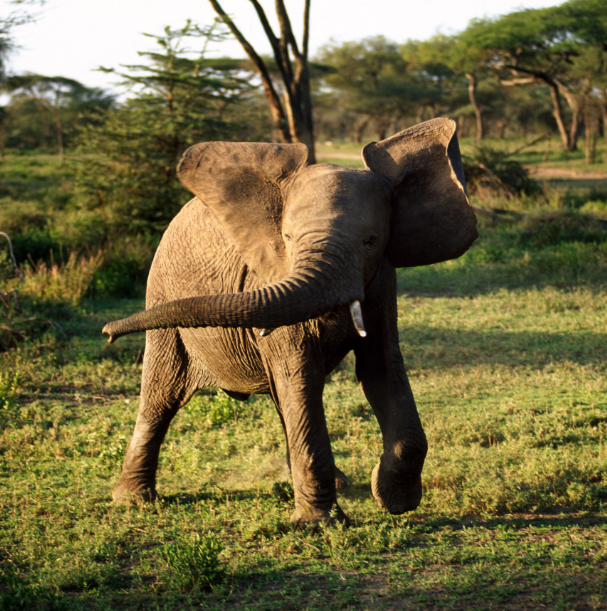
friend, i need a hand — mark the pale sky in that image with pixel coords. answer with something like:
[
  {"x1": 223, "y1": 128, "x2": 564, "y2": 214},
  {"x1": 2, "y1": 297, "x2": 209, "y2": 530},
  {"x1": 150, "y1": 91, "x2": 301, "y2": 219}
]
[{"x1": 2, "y1": 0, "x2": 563, "y2": 94}]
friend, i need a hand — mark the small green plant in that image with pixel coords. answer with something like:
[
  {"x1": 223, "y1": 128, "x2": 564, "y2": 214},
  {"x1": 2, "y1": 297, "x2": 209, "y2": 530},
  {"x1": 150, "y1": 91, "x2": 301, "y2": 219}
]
[
  {"x1": 188, "y1": 391, "x2": 239, "y2": 426},
  {"x1": 0, "y1": 372, "x2": 19, "y2": 429},
  {"x1": 160, "y1": 532, "x2": 225, "y2": 591},
  {"x1": 271, "y1": 480, "x2": 294, "y2": 503}
]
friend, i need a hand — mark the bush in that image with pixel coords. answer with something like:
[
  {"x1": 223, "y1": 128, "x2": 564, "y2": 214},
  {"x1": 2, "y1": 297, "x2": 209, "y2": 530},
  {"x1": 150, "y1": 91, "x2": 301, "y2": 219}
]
[
  {"x1": 463, "y1": 144, "x2": 541, "y2": 198},
  {"x1": 90, "y1": 238, "x2": 156, "y2": 298}
]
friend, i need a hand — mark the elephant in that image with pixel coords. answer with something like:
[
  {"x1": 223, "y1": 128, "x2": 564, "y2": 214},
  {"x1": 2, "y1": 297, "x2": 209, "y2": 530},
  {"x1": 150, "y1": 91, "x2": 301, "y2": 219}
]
[{"x1": 102, "y1": 117, "x2": 477, "y2": 527}]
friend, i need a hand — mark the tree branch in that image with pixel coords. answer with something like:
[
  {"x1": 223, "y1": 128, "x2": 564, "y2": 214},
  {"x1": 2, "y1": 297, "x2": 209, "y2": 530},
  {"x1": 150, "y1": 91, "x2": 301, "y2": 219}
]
[
  {"x1": 208, "y1": 0, "x2": 290, "y2": 141},
  {"x1": 275, "y1": 0, "x2": 301, "y2": 59},
  {"x1": 497, "y1": 76, "x2": 537, "y2": 86},
  {"x1": 302, "y1": 0, "x2": 310, "y2": 61}
]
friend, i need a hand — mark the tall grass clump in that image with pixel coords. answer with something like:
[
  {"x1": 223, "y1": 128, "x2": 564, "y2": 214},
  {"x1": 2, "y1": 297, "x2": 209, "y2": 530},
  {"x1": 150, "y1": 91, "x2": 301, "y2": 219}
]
[{"x1": 20, "y1": 251, "x2": 103, "y2": 307}]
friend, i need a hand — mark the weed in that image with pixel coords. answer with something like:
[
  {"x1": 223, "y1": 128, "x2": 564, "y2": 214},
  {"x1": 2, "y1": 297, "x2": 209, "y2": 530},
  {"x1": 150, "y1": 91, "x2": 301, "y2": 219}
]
[
  {"x1": 0, "y1": 372, "x2": 19, "y2": 428},
  {"x1": 463, "y1": 144, "x2": 541, "y2": 197},
  {"x1": 272, "y1": 480, "x2": 295, "y2": 503},
  {"x1": 188, "y1": 391, "x2": 240, "y2": 426},
  {"x1": 160, "y1": 532, "x2": 225, "y2": 591}
]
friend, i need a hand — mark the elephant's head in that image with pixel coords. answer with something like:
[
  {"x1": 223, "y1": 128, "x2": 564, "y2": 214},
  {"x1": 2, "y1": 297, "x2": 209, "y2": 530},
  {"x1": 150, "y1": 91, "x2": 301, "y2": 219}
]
[{"x1": 103, "y1": 118, "x2": 477, "y2": 341}]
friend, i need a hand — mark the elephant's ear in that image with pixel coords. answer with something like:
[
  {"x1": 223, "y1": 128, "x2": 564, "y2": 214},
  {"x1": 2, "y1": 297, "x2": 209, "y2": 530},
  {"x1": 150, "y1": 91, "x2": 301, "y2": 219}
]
[
  {"x1": 362, "y1": 118, "x2": 477, "y2": 268},
  {"x1": 177, "y1": 141, "x2": 309, "y2": 286}
]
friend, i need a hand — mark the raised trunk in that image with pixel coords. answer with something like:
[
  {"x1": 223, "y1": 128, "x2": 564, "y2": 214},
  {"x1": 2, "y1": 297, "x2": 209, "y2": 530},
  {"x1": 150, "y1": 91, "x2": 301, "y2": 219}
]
[{"x1": 104, "y1": 252, "x2": 362, "y2": 344}]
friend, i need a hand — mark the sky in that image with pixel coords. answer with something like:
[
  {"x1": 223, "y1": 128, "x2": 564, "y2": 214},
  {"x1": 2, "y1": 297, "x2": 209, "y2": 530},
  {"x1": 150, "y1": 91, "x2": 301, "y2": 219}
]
[{"x1": 2, "y1": 0, "x2": 564, "y2": 95}]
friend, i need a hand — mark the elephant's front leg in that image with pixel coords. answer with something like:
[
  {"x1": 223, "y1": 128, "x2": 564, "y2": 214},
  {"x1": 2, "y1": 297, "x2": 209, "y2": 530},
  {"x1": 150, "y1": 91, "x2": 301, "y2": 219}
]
[
  {"x1": 354, "y1": 266, "x2": 428, "y2": 514},
  {"x1": 264, "y1": 337, "x2": 348, "y2": 527}
]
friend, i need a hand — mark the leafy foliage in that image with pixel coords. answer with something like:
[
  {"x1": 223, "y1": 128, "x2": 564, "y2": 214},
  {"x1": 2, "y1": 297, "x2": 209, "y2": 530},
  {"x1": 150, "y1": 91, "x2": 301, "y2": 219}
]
[{"x1": 74, "y1": 22, "x2": 264, "y2": 234}]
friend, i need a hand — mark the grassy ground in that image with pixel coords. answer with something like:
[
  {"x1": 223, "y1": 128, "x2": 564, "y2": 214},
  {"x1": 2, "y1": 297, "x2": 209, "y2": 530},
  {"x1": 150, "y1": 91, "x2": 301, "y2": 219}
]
[{"x1": 1, "y1": 147, "x2": 607, "y2": 609}]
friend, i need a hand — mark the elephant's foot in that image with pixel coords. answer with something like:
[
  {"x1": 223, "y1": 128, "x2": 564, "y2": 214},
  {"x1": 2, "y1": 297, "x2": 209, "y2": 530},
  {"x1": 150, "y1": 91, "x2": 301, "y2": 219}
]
[
  {"x1": 112, "y1": 475, "x2": 157, "y2": 504},
  {"x1": 371, "y1": 462, "x2": 422, "y2": 514},
  {"x1": 334, "y1": 466, "x2": 350, "y2": 492},
  {"x1": 290, "y1": 502, "x2": 350, "y2": 529}
]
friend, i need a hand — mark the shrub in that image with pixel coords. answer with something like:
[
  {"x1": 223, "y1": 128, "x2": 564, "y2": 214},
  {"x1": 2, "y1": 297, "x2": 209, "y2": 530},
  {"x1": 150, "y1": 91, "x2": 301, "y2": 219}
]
[
  {"x1": 90, "y1": 238, "x2": 155, "y2": 299},
  {"x1": 463, "y1": 144, "x2": 541, "y2": 198}
]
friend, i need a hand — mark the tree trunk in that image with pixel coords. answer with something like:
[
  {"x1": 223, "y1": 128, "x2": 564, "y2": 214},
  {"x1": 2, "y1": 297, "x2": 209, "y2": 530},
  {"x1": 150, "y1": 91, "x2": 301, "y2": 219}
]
[
  {"x1": 569, "y1": 105, "x2": 580, "y2": 152},
  {"x1": 42, "y1": 101, "x2": 64, "y2": 165},
  {"x1": 548, "y1": 82, "x2": 572, "y2": 151},
  {"x1": 496, "y1": 120, "x2": 506, "y2": 139},
  {"x1": 457, "y1": 114, "x2": 466, "y2": 138},
  {"x1": 209, "y1": 0, "x2": 315, "y2": 163},
  {"x1": 355, "y1": 117, "x2": 370, "y2": 144},
  {"x1": 584, "y1": 105, "x2": 598, "y2": 165},
  {"x1": 499, "y1": 67, "x2": 575, "y2": 152},
  {"x1": 465, "y1": 73, "x2": 483, "y2": 141}
]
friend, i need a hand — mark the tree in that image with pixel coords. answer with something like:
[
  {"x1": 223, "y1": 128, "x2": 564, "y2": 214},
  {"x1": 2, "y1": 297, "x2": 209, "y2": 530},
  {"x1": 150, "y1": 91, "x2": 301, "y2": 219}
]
[
  {"x1": 1, "y1": 74, "x2": 112, "y2": 163},
  {"x1": 75, "y1": 22, "x2": 265, "y2": 233},
  {"x1": 463, "y1": 0, "x2": 607, "y2": 152},
  {"x1": 431, "y1": 33, "x2": 494, "y2": 141},
  {"x1": 317, "y1": 36, "x2": 433, "y2": 142},
  {"x1": 0, "y1": 1, "x2": 46, "y2": 156},
  {"x1": 208, "y1": 0, "x2": 316, "y2": 161}
]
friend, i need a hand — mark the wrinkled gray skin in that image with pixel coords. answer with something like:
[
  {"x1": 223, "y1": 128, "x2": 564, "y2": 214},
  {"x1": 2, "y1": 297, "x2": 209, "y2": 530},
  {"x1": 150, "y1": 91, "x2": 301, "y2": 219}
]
[{"x1": 103, "y1": 118, "x2": 477, "y2": 527}]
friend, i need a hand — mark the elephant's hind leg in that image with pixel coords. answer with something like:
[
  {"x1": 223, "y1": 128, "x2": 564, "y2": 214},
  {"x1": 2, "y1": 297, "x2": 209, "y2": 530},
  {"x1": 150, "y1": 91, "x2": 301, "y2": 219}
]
[{"x1": 113, "y1": 328, "x2": 197, "y2": 503}]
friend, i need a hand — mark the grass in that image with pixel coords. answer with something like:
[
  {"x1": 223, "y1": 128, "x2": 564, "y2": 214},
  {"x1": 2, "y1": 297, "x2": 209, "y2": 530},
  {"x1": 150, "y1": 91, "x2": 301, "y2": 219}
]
[{"x1": 1, "y1": 147, "x2": 607, "y2": 609}]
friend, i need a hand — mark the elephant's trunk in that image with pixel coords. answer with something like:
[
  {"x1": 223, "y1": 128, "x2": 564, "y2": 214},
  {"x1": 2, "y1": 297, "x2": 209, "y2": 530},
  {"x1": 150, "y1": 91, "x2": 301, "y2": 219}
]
[{"x1": 103, "y1": 246, "x2": 363, "y2": 343}]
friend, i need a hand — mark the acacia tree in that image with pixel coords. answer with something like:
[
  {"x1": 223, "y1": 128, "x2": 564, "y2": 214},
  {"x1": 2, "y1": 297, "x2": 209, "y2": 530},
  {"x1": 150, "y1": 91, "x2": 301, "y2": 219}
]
[
  {"x1": 463, "y1": 0, "x2": 607, "y2": 152},
  {"x1": 1, "y1": 74, "x2": 96, "y2": 163},
  {"x1": 208, "y1": 0, "x2": 315, "y2": 161}
]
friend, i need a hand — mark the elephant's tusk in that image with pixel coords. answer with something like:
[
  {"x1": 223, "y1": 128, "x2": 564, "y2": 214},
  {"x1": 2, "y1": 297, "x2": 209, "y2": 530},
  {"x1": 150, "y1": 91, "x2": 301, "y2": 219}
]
[
  {"x1": 259, "y1": 328, "x2": 274, "y2": 337},
  {"x1": 349, "y1": 300, "x2": 367, "y2": 337}
]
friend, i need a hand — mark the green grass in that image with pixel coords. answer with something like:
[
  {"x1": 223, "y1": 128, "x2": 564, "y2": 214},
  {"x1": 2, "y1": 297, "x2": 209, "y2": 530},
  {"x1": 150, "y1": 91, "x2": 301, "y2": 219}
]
[{"x1": 1, "y1": 149, "x2": 607, "y2": 609}]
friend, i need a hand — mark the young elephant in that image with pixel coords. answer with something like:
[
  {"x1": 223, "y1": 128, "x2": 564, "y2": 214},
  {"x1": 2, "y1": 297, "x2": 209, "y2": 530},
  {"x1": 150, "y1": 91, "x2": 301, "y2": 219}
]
[{"x1": 103, "y1": 118, "x2": 477, "y2": 526}]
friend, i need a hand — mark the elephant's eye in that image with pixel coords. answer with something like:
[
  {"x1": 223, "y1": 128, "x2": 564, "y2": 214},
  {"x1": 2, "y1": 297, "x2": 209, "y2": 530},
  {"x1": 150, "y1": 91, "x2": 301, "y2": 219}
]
[
  {"x1": 284, "y1": 234, "x2": 292, "y2": 242},
  {"x1": 363, "y1": 233, "x2": 378, "y2": 248}
]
